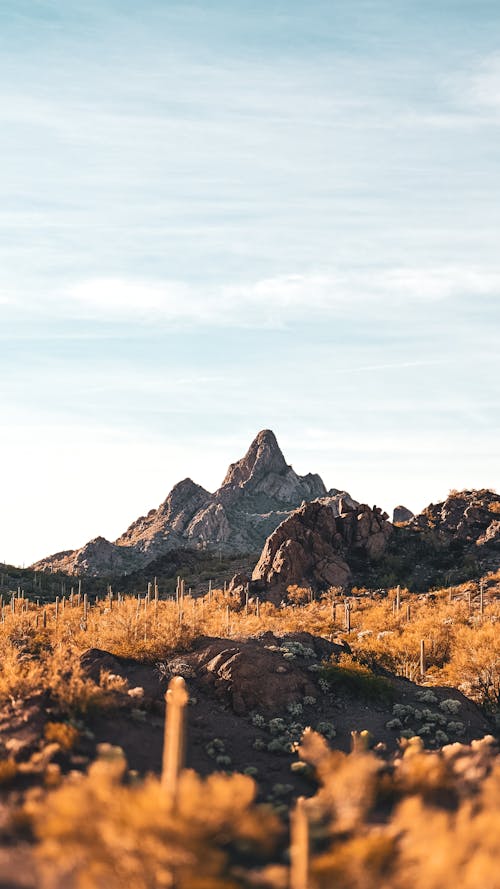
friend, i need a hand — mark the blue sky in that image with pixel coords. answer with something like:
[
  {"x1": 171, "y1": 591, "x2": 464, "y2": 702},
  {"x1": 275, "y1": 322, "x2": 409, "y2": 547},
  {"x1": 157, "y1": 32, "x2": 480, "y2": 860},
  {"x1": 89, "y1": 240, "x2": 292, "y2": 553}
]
[{"x1": 1, "y1": 0, "x2": 499, "y2": 566}]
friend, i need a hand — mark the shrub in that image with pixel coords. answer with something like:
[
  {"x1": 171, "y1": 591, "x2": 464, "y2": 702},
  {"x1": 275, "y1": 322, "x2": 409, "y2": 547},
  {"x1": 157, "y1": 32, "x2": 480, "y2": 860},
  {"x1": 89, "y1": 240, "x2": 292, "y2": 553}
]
[
  {"x1": 44, "y1": 722, "x2": 80, "y2": 751},
  {"x1": 319, "y1": 655, "x2": 394, "y2": 704}
]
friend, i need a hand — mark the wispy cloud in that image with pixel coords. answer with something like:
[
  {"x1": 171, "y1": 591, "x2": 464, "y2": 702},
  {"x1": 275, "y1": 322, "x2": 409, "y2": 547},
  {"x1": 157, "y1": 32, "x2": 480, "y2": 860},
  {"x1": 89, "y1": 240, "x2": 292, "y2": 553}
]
[
  {"x1": 54, "y1": 267, "x2": 500, "y2": 327},
  {"x1": 466, "y1": 55, "x2": 500, "y2": 109}
]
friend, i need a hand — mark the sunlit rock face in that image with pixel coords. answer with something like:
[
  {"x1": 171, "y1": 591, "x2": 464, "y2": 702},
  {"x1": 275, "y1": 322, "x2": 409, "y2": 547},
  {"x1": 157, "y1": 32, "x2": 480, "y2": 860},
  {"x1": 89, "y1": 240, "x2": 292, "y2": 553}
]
[{"x1": 31, "y1": 430, "x2": 349, "y2": 576}]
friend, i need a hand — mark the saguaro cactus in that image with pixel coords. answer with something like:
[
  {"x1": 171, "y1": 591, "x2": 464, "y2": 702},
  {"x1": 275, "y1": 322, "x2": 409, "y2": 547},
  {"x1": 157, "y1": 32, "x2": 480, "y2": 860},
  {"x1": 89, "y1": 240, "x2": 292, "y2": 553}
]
[
  {"x1": 344, "y1": 600, "x2": 351, "y2": 633},
  {"x1": 290, "y1": 795, "x2": 309, "y2": 889},
  {"x1": 420, "y1": 639, "x2": 426, "y2": 677},
  {"x1": 161, "y1": 676, "x2": 189, "y2": 809}
]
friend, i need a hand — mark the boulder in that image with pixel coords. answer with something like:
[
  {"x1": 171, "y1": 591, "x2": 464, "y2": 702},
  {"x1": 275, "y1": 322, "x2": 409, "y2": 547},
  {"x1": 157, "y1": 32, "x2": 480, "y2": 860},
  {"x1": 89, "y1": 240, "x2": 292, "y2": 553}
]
[
  {"x1": 185, "y1": 633, "x2": 336, "y2": 714},
  {"x1": 393, "y1": 505, "x2": 414, "y2": 524}
]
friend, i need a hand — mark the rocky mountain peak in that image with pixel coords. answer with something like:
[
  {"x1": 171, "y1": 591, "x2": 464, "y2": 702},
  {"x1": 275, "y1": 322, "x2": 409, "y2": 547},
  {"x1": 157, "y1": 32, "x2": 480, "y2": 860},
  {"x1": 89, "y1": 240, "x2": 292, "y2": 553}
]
[
  {"x1": 221, "y1": 429, "x2": 288, "y2": 490},
  {"x1": 159, "y1": 478, "x2": 211, "y2": 517},
  {"x1": 31, "y1": 429, "x2": 333, "y2": 576}
]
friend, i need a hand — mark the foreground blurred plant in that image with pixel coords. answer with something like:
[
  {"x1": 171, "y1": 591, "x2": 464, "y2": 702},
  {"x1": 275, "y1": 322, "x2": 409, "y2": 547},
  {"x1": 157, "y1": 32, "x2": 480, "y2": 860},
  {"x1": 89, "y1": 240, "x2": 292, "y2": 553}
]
[
  {"x1": 33, "y1": 746, "x2": 282, "y2": 889},
  {"x1": 296, "y1": 730, "x2": 500, "y2": 889}
]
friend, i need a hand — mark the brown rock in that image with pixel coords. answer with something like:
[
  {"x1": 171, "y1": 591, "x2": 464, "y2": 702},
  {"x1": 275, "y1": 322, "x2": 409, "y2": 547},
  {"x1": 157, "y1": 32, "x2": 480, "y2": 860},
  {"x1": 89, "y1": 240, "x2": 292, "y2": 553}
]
[
  {"x1": 252, "y1": 500, "x2": 393, "y2": 600},
  {"x1": 186, "y1": 634, "x2": 325, "y2": 714},
  {"x1": 393, "y1": 505, "x2": 414, "y2": 524}
]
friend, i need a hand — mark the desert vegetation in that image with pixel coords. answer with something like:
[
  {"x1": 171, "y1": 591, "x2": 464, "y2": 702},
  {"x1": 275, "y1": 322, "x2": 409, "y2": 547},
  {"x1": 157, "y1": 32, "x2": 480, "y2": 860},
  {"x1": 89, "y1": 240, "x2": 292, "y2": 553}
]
[{"x1": 0, "y1": 570, "x2": 498, "y2": 887}]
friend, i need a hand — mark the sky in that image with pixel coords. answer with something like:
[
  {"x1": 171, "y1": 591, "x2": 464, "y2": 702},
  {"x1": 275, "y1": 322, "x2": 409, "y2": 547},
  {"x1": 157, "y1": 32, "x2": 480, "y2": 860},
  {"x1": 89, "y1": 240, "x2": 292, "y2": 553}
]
[{"x1": 1, "y1": 0, "x2": 499, "y2": 566}]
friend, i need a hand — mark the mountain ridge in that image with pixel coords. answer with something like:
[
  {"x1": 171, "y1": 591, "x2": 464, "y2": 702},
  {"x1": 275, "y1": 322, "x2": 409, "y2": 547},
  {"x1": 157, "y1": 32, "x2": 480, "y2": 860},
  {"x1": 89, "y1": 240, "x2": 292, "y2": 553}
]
[{"x1": 31, "y1": 430, "x2": 340, "y2": 576}]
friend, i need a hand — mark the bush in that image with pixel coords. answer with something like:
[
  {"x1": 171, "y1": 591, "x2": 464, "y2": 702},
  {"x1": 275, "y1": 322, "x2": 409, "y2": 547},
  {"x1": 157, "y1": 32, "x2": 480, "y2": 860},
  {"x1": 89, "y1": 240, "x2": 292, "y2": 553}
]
[
  {"x1": 319, "y1": 655, "x2": 394, "y2": 704},
  {"x1": 44, "y1": 722, "x2": 80, "y2": 751}
]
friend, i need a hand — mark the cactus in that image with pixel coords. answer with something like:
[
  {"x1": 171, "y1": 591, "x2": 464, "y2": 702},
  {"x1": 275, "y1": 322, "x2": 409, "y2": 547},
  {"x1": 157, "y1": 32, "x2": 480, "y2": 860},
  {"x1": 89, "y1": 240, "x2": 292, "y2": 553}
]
[
  {"x1": 161, "y1": 676, "x2": 189, "y2": 809},
  {"x1": 351, "y1": 729, "x2": 372, "y2": 752},
  {"x1": 289, "y1": 795, "x2": 309, "y2": 889},
  {"x1": 345, "y1": 600, "x2": 351, "y2": 633}
]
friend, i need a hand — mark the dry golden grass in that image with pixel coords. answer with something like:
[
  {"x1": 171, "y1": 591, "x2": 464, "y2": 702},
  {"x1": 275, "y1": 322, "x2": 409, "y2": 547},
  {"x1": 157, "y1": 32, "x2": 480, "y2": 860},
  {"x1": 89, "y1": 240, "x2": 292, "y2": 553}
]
[
  {"x1": 0, "y1": 580, "x2": 499, "y2": 712},
  {"x1": 0, "y1": 578, "x2": 498, "y2": 888}
]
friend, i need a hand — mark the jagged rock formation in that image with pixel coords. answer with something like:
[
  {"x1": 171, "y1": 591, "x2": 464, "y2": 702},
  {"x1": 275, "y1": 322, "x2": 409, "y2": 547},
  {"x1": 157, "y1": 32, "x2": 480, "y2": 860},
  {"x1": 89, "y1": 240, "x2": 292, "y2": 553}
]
[
  {"x1": 409, "y1": 489, "x2": 500, "y2": 546},
  {"x1": 31, "y1": 430, "x2": 339, "y2": 576},
  {"x1": 393, "y1": 505, "x2": 414, "y2": 524},
  {"x1": 379, "y1": 489, "x2": 500, "y2": 591},
  {"x1": 250, "y1": 500, "x2": 392, "y2": 601}
]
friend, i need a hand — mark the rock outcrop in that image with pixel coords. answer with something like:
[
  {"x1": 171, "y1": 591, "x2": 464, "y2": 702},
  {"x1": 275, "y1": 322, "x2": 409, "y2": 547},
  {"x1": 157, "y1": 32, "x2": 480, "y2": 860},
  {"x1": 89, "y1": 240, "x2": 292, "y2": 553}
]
[
  {"x1": 31, "y1": 430, "x2": 340, "y2": 576},
  {"x1": 409, "y1": 489, "x2": 500, "y2": 547},
  {"x1": 251, "y1": 500, "x2": 393, "y2": 600},
  {"x1": 377, "y1": 489, "x2": 500, "y2": 591},
  {"x1": 393, "y1": 505, "x2": 414, "y2": 524}
]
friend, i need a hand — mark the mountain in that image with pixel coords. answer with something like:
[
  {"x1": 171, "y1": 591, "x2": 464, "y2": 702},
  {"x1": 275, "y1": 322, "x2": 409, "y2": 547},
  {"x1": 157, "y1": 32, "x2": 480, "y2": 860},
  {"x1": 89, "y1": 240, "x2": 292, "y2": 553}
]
[
  {"x1": 242, "y1": 487, "x2": 500, "y2": 599},
  {"x1": 31, "y1": 430, "x2": 342, "y2": 577}
]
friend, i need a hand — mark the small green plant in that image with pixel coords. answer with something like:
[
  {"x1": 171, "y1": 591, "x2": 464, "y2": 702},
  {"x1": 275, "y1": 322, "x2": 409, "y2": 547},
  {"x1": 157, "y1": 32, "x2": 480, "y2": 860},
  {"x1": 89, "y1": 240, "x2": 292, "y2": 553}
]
[
  {"x1": 319, "y1": 655, "x2": 394, "y2": 703},
  {"x1": 447, "y1": 721, "x2": 465, "y2": 736},
  {"x1": 267, "y1": 737, "x2": 292, "y2": 755},
  {"x1": 316, "y1": 720, "x2": 336, "y2": 740},
  {"x1": 215, "y1": 754, "x2": 232, "y2": 768},
  {"x1": 268, "y1": 718, "x2": 287, "y2": 736},
  {"x1": 205, "y1": 739, "x2": 225, "y2": 759},
  {"x1": 435, "y1": 730, "x2": 449, "y2": 746},
  {"x1": 439, "y1": 699, "x2": 462, "y2": 715},
  {"x1": 416, "y1": 690, "x2": 438, "y2": 704},
  {"x1": 287, "y1": 701, "x2": 303, "y2": 717}
]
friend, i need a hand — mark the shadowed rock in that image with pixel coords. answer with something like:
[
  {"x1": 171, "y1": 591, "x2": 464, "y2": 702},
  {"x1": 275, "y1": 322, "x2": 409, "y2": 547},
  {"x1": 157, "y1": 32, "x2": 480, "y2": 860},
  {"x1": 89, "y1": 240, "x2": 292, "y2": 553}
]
[
  {"x1": 393, "y1": 505, "x2": 414, "y2": 524},
  {"x1": 251, "y1": 500, "x2": 392, "y2": 600}
]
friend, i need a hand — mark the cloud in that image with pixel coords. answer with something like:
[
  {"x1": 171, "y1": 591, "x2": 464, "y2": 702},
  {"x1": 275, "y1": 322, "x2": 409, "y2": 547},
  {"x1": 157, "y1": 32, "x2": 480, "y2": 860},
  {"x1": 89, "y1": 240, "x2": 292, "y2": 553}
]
[
  {"x1": 467, "y1": 55, "x2": 500, "y2": 109},
  {"x1": 61, "y1": 266, "x2": 500, "y2": 327},
  {"x1": 446, "y1": 54, "x2": 500, "y2": 117}
]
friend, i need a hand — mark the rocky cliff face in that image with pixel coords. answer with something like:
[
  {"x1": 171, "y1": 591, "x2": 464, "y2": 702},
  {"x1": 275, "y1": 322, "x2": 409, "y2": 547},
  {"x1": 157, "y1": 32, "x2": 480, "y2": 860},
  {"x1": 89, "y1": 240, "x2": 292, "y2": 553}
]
[
  {"x1": 31, "y1": 430, "x2": 336, "y2": 576},
  {"x1": 250, "y1": 499, "x2": 392, "y2": 600}
]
